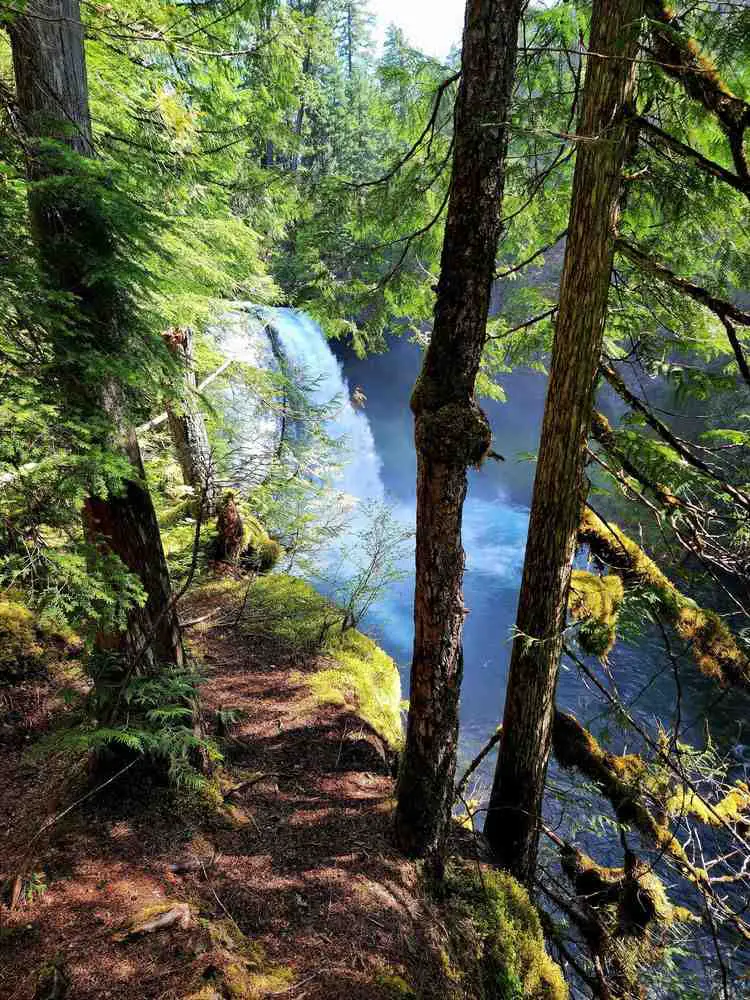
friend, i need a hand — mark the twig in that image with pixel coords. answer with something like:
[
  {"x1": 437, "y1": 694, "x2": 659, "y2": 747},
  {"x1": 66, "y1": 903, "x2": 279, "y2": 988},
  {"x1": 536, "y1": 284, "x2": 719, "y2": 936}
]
[
  {"x1": 137, "y1": 359, "x2": 233, "y2": 434},
  {"x1": 455, "y1": 728, "x2": 502, "y2": 800}
]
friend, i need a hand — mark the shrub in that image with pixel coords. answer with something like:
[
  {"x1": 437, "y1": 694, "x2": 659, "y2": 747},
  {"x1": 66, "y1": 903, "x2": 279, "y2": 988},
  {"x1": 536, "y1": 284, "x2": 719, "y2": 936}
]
[{"x1": 0, "y1": 598, "x2": 44, "y2": 683}]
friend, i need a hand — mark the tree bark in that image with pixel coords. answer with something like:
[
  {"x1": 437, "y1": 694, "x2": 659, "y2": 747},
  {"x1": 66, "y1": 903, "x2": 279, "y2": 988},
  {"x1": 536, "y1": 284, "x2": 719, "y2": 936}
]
[
  {"x1": 83, "y1": 431, "x2": 182, "y2": 678},
  {"x1": 214, "y1": 491, "x2": 245, "y2": 566},
  {"x1": 484, "y1": 0, "x2": 643, "y2": 885},
  {"x1": 8, "y1": 1, "x2": 183, "y2": 675},
  {"x1": 394, "y1": 0, "x2": 524, "y2": 865},
  {"x1": 164, "y1": 327, "x2": 216, "y2": 512}
]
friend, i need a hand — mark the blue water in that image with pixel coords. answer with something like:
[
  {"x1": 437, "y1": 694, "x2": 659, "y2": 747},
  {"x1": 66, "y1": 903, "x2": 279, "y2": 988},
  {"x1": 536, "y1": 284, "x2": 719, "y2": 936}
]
[
  {"x1": 258, "y1": 308, "x2": 750, "y2": 993},
  {"x1": 264, "y1": 308, "x2": 749, "y2": 772},
  {"x1": 335, "y1": 332, "x2": 750, "y2": 764}
]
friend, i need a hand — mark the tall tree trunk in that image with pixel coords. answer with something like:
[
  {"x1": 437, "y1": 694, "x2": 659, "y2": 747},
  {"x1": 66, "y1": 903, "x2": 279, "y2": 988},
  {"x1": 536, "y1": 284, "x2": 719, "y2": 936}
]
[
  {"x1": 484, "y1": 0, "x2": 643, "y2": 885},
  {"x1": 394, "y1": 0, "x2": 524, "y2": 866},
  {"x1": 164, "y1": 327, "x2": 216, "y2": 513},
  {"x1": 7, "y1": 1, "x2": 183, "y2": 676},
  {"x1": 83, "y1": 429, "x2": 183, "y2": 685},
  {"x1": 291, "y1": 44, "x2": 314, "y2": 172}
]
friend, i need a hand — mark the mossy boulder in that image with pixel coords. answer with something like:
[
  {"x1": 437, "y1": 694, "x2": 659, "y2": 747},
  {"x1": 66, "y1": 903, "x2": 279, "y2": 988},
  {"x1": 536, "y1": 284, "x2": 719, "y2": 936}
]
[{"x1": 240, "y1": 513, "x2": 282, "y2": 573}]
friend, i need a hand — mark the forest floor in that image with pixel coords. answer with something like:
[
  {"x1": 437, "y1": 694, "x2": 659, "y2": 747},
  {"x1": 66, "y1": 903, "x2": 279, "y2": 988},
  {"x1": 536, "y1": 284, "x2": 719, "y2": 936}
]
[{"x1": 0, "y1": 578, "x2": 459, "y2": 1000}]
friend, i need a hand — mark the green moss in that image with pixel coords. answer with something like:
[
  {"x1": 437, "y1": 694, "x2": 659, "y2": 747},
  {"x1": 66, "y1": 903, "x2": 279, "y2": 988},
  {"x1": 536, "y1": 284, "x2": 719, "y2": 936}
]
[
  {"x1": 665, "y1": 780, "x2": 750, "y2": 827},
  {"x1": 0, "y1": 598, "x2": 44, "y2": 681},
  {"x1": 192, "y1": 576, "x2": 247, "y2": 601},
  {"x1": 579, "y1": 508, "x2": 750, "y2": 687},
  {"x1": 443, "y1": 863, "x2": 568, "y2": 1000},
  {"x1": 113, "y1": 900, "x2": 192, "y2": 941},
  {"x1": 303, "y1": 627, "x2": 403, "y2": 749},
  {"x1": 159, "y1": 496, "x2": 199, "y2": 530},
  {"x1": 568, "y1": 570, "x2": 623, "y2": 659},
  {"x1": 224, "y1": 961, "x2": 294, "y2": 998},
  {"x1": 192, "y1": 573, "x2": 403, "y2": 749},
  {"x1": 152, "y1": 476, "x2": 216, "y2": 580},
  {"x1": 240, "y1": 512, "x2": 282, "y2": 572},
  {"x1": 205, "y1": 918, "x2": 264, "y2": 965},
  {"x1": 374, "y1": 971, "x2": 417, "y2": 998},
  {"x1": 552, "y1": 712, "x2": 690, "y2": 867},
  {"x1": 234, "y1": 573, "x2": 335, "y2": 652}
]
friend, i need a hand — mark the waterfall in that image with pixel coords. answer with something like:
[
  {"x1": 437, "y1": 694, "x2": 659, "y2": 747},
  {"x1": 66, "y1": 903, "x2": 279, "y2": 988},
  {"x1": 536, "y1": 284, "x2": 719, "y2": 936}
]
[
  {"x1": 207, "y1": 304, "x2": 386, "y2": 504},
  {"x1": 268, "y1": 308, "x2": 385, "y2": 503},
  {"x1": 207, "y1": 303, "x2": 410, "y2": 654}
]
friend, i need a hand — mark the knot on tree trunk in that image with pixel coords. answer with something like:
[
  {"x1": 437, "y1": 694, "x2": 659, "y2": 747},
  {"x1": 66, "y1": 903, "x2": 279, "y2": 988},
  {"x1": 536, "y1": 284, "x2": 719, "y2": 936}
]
[{"x1": 414, "y1": 400, "x2": 492, "y2": 467}]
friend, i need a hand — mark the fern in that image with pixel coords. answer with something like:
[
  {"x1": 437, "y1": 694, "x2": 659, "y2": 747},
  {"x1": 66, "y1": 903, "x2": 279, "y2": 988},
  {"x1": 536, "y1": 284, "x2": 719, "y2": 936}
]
[{"x1": 34, "y1": 668, "x2": 221, "y2": 791}]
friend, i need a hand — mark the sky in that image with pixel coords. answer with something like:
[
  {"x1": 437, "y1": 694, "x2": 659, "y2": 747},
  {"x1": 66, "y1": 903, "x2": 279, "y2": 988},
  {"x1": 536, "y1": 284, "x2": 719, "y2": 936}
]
[{"x1": 370, "y1": 0, "x2": 465, "y2": 59}]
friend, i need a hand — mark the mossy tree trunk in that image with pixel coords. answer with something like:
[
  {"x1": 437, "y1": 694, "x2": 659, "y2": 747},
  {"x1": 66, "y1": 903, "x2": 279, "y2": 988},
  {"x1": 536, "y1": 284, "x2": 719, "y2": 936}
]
[
  {"x1": 164, "y1": 327, "x2": 216, "y2": 513},
  {"x1": 394, "y1": 0, "x2": 524, "y2": 865},
  {"x1": 484, "y1": 0, "x2": 644, "y2": 884},
  {"x1": 7, "y1": 1, "x2": 183, "y2": 680}
]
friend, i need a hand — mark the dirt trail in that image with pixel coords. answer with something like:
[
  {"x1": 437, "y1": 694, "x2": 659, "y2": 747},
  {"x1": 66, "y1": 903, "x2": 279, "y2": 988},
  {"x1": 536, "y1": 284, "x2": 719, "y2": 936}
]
[{"x1": 0, "y1": 589, "x2": 446, "y2": 1000}]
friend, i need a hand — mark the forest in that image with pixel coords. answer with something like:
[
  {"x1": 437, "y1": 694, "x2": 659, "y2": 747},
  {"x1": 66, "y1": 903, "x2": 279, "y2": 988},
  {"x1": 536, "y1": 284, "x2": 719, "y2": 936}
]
[{"x1": 1, "y1": 1, "x2": 749, "y2": 998}]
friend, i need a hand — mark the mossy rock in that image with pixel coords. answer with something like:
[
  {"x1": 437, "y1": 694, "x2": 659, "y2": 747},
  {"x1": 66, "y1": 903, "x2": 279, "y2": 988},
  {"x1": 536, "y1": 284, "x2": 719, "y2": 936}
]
[
  {"x1": 443, "y1": 863, "x2": 567, "y2": 1000},
  {"x1": 0, "y1": 598, "x2": 45, "y2": 683}
]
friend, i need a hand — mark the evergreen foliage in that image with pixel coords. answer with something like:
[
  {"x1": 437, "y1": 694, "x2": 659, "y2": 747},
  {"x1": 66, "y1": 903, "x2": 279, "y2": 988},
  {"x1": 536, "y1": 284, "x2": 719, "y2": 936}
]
[{"x1": 2, "y1": 1, "x2": 750, "y2": 995}]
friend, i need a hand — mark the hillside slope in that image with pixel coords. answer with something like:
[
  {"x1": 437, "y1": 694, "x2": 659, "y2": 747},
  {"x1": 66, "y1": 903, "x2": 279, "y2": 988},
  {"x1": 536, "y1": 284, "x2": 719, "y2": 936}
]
[{"x1": 0, "y1": 576, "x2": 565, "y2": 1000}]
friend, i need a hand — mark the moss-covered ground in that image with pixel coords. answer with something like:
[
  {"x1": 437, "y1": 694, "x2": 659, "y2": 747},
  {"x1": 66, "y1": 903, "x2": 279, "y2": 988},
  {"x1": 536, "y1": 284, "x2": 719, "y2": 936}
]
[{"x1": 0, "y1": 527, "x2": 565, "y2": 999}]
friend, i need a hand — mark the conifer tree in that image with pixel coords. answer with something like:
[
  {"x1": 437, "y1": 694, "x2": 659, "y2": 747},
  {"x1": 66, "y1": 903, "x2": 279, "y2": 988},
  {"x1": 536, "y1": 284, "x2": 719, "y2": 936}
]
[
  {"x1": 394, "y1": 0, "x2": 524, "y2": 867},
  {"x1": 6, "y1": 1, "x2": 183, "y2": 699},
  {"x1": 164, "y1": 326, "x2": 216, "y2": 514},
  {"x1": 485, "y1": 0, "x2": 644, "y2": 884}
]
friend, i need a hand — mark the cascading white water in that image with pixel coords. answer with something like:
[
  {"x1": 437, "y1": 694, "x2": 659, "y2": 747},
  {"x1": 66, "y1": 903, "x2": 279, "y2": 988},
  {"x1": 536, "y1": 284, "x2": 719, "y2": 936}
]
[
  {"x1": 268, "y1": 308, "x2": 386, "y2": 504},
  {"x1": 208, "y1": 304, "x2": 386, "y2": 505}
]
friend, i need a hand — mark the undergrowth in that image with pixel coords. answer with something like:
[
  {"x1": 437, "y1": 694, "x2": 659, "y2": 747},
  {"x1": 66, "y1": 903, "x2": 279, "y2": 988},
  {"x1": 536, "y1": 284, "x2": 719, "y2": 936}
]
[{"x1": 34, "y1": 664, "x2": 222, "y2": 792}]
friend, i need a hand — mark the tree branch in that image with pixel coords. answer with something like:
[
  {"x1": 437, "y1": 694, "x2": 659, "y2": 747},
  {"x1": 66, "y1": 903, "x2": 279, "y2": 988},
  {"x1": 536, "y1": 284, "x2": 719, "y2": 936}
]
[{"x1": 599, "y1": 360, "x2": 750, "y2": 511}]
